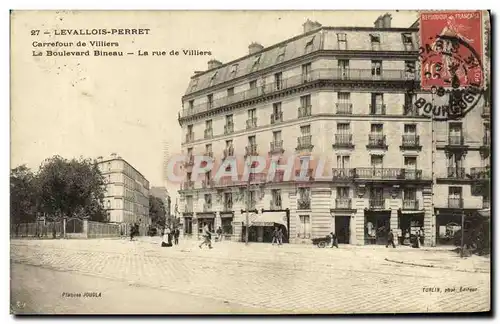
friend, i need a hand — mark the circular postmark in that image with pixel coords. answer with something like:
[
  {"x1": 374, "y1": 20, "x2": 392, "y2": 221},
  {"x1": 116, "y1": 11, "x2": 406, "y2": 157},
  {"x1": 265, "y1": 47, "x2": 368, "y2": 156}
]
[{"x1": 415, "y1": 35, "x2": 484, "y2": 121}]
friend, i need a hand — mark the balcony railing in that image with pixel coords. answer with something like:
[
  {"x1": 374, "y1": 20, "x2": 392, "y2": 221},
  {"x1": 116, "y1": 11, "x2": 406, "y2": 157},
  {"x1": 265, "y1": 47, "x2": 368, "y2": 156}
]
[
  {"x1": 354, "y1": 168, "x2": 422, "y2": 180},
  {"x1": 401, "y1": 135, "x2": 420, "y2": 148},
  {"x1": 223, "y1": 146, "x2": 234, "y2": 159},
  {"x1": 182, "y1": 180, "x2": 194, "y2": 190},
  {"x1": 335, "y1": 198, "x2": 352, "y2": 209},
  {"x1": 270, "y1": 140, "x2": 284, "y2": 154},
  {"x1": 245, "y1": 144, "x2": 258, "y2": 156},
  {"x1": 470, "y1": 167, "x2": 490, "y2": 179},
  {"x1": 270, "y1": 200, "x2": 282, "y2": 210},
  {"x1": 369, "y1": 104, "x2": 386, "y2": 115},
  {"x1": 367, "y1": 134, "x2": 387, "y2": 149},
  {"x1": 448, "y1": 135, "x2": 465, "y2": 146},
  {"x1": 295, "y1": 168, "x2": 314, "y2": 180},
  {"x1": 402, "y1": 199, "x2": 419, "y2": 210},
  {"x1": 332, "y1": 168, "x2": 355, "y2": 179},
  {"x1": 448, "y1": 197, "x2": 463, "y2": 209},
  {"x1": 181, "y1": 68, "x2": 417, "y2": 118},
  {"x1": 297, "y1": 198, "x2": 311, "y2": 210},
  {"x1": 369, "y1": 199, "x2": 385, "y2": 209},
  {"x1": 204, "y1": 128, "x2": 213, "y2": 139},
  {"x1": 223, "y1": 203, "x2": 233, "y2": 212},
  {"x1": 184, "y1": 205, "x2": 193, "y2": 213},
  {"x1": 297, "y1": 135, "x2": 313, "y2": 150},
  {"x1": 246, "y1": 118, "x2": 257, "y2": 129},
  {"x1": 333, "y1": 134, "x2": 353, "y2": 148},
  {"x1": 205, "y1": 151, "x2": 213, "y2": 158},
  {"x1": 203, "y1": 203, "x2": 212, "y2": 212},
  {"x1": 224, "y1": 123, "x2": 234, "y2": 135},
  {"x1": 185, "y1": 133, "x2": 194, "y2": 143},
  {"x1": 202, "y1": 179, "x2": 214, "y2": 188},
  {"x1": 298, "y1": 105, "x2": 312, "y2": 118},
  {"x1": 336, "y1": 103, "x2": 352, "y2": 115},
  {"x1": 270, "y1": 112, "x2": 283, "y2": 124},
  {"x1": 447, "y1": 167, "x2": 466, "y2": 179}
]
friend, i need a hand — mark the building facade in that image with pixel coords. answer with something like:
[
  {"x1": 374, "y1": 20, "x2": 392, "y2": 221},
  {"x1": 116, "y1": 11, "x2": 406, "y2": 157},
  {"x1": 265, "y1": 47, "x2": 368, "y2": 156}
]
[
  {"x1": 150, "y1": 186, "x2": 171, "y2": 216},
  {"x1": 98, "y1": 154, "x2": 151, "y2": 225},
  {"x1": 177, "y1": 15, "x2": 489, "y2": 246}
]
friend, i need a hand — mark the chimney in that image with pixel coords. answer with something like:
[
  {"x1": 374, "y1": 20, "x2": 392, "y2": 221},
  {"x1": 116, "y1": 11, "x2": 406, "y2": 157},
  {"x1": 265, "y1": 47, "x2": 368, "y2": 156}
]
[
  {"x1": 248, "y1": 42, "x2": 264, "y2": 55},
  {"x1": 374, "y1": 15, "x2": 383, "y2": 28},
  {"x1": 303, "y1": 19, "x2": 322, "y2": 33},
  {"x1": 382, "y1": 13, "x2": 392, "y2": 28},
  {"x1": 110, "y1": 153, "x2": 117, "y2": 159},
  {"x1": 207, "y1": 59, "x2": 222, "y2": 70}
]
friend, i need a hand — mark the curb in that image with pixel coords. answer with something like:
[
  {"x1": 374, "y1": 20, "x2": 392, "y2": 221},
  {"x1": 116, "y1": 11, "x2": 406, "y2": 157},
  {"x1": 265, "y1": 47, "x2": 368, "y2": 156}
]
[{"x1": 384, "y1": 258, "x2": 490, "y2": 274}]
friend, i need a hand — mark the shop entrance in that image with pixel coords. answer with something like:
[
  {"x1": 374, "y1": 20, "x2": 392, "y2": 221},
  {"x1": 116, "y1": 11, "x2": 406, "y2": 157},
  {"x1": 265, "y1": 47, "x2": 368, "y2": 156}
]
[
  {"x1": 398, "y1": 212, "x2": 424, "y2": 246},
  {"x1": 436, "y1": 212, "x2": 463, "y2": 246},
  {"x1": 335, "y1": 216, "x2": 350, "y2": 244},
  {"x1": 364, "y1": 211, "x2": 390, "y2": 245}
]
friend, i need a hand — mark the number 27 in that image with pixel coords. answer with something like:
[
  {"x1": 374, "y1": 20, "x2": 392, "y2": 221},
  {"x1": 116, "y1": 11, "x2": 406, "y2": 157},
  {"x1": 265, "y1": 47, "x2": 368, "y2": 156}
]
[{"x1": 31, "y1": 30, "x2": 40, "y2": 36}]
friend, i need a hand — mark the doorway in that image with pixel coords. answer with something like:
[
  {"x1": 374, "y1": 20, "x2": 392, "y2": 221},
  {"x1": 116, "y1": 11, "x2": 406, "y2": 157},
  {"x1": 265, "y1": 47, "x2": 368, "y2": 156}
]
[
  {"x1": 335, "y1": 216, "x2": 350, "y2": 244},
  {"x1": 364, "y1": 211, "x2": 391, "y2": 245}
]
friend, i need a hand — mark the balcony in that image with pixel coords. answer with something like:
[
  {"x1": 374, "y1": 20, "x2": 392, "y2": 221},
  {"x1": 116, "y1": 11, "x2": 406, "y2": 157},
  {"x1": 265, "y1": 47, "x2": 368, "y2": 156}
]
[
  {"x1": 447, "y1": 167, "x2": 466, "y2": 179},
  {"x1": 204, "y1": 128, "x2": 213, "y2": 139},
  {"x1": 181, "y1": 180, "x2": 194, "y2": 190},
  {"x1": 296, "y1": 135, "x2": 313, "y2": 151},
  {"x1": 246, "y1": 118, "x2": 257, "y2": 129},
  {"x1": 245, "y1": 144, "x2": 258, "y2": 156},
  {"x1": 336, "y1": 103, "x2": 352, "y2": 115},
  {"x1": 354, "y1": 168, "x2": 422, "y2": 180},
  {"x1": 270, "y1": 112, "x2": 283, "y2": 124},
  {"x1": 185, "y1": 133, "x2": 194, "y2": 143},
  {"x1": 298, "y1": 105, "x2": 312, "y2": 118},
  {"x1": 202, "y1": 179, "x2": 214, "y2": 188},
  {"x1": 369, "y1": 199, "x2": 385, "y2": 209},
  {"x1": 203, "y1": 203, "x2": 213, "y2": 212},
  {"x1": 448, "y1": 197, "x2": 463, "y2": 209},
  {"x1": 223, "y1": 203, "x2": 233, "y2": 212},
  {"x1": 184, "y1": 205, "x2": 193, "y2": 213},
  {"x1": 366, "y1": 134, "x2": 388, "y2": 149},
  {"x1": 295, "y1": 168, "x2": 314, "y2": 180},
  {"x1": 332, "y1": 168, "x2": 355, "y2": 180},
  {"x1": 470, "y1": 167, "x2": 490, "y2": 180},
  {"x1": 270, "y1": 200, "x2": 282, "y2": 210},
  {"x1": 402, "y1": 199, "x2": 419, "y2": 210},
  {"x1": 369, "y1": 104, "x2": 386, "y2": 115},
  {"x1": 403, "y1": 104, "x2": 419, "y2": 116},
  {"x1": 180, "y1": 68, "x2": 417, "y2": 119},
  {"x1": 224, "y1": 123, "x2": 234, "y2": 135},
  {"x1": 448, "y1": 135, "x2": 465, "y2": 146},
  {"x1": 223, "y1": 146, "x2": 234, "y2": 159},
  {"x1": 215, "y1": 177, "x2": 236, "y2": 188},
  {"x1": 335, "y1": 198, "x2": 352, "y2": 210},
  {"x1": 297, "y1": 198, "x2": 311, "y2": 210},
  {"x1": 269, "y1": 140, "x2": 284, "y2": 154},
  {"x1": 333, "y1": 134, "x2": 354, "y2": 149},
  {"x1": 400, "y1": 135, "x2": 421, "y2": 150}
]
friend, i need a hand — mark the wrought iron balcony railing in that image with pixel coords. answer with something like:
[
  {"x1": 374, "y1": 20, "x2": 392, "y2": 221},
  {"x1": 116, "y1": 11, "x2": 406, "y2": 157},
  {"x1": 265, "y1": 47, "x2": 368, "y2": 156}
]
[
  {"x1": 401, "y1": 135, "x2": 420, "y2": 148},
  {"x1": 335, "y1": 198, "x2": 352, "y2": 209},
  {"x1": 336, "y1": 103, "x2": 352, "y2": 115},
  {"x1": 402, "y1": 104, "x2": 419, "y2": 116},
  {"x1": 298, "y1": 105, "x2": 312, "y2": 118},
  {"x1": 333, "y1": 134, "x2": 353, "y2": 148},
  {"x1": 204, "y1": 128, "x2": 213, "y2": 139},
  {"x1": 367, "y1": 134, "x2": 387, "y2": 149},
  {"x1": 181, "y1": 68, "x2": 417, "y2": 118},
  {"x1": 297, "y1": 135, "x2": 313, "y2": 150},
  {"x1": 297, "y1": 199, "x2": 311, "y2": 210},
  {"x1": 270, "y1": 140, "x2": 284, "y2": 154},
  {"x1": 185, "y1": 133, "x2": 195, "y2": 143},
  {"x1": 448, "y1": 197, "x2": 463, "y2": 209},
  {"x1": 354, "y1": 168, "x2": 422, "y2": 180},
  {"x1": 248, "y1": 172, "x2": 267, "y2": 184},
  {"x1": 369, "y1": 104, "x2": 386, "y2": 115},
  {"x1": 224, "y1": 123, "x2": 234, "y2": 135},
  {"x1": 402, "y1": 199, "x2": 419, "y2": 210},
  {"x1": 448, "y1": 135, "x2": 465, "y2": 146},
  {"x1": 447, "y1": 167, "x2": 466, "y2": 179},
  {"x1": 369, "y1": 199, "x2": 385, "y2": 209},
  {"x1": 245, "y1": 144, "x2": 258, "y2": 156},
  {"x1": 332, "y1": 168, "x2": 355, "y2": 179},
  {"x1": 246, "y1": 118, "x2": 257, "y2": 129},
  {"x1": 470, "y1": 167, "x2": 490, "y2": 179},
  {"x1": 270, "y1": 112, "x2": 283, "y2": 124}
]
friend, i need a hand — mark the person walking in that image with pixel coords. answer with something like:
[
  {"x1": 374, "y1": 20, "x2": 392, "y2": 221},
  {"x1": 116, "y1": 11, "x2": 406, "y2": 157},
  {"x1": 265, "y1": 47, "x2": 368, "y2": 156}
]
[
  {"x1": 161, "y1": 226, "x2": 172, "y2": 247},
  {"x1": 386, "y1": 229, "x2": 396, "y2": 248},
  {"x1": 129, "y1": 223, "x2": 135, "y2": 241},
  {"x1": 271, "y1": 227, "x2": 279, "y2": 246},
  {"x1": 199, "y1": 224, "x2": 213, "y2": 249},
  {"x1": 277, "y1": 228, "x2": 284, "y2": 246},
  {"x1": 216, "y1": 226, "x2": 223, "y2": 242},
  {"x1": 330, "y1": 232, "x2": 339, "y2": 248},
  {"x1": 173, "y1": 227, "x2": 180, "y2": 245}
]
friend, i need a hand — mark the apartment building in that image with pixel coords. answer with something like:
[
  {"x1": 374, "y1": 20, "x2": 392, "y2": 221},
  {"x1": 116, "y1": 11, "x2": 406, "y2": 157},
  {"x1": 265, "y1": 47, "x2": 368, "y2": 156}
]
[
  {"x1": 98, "y1": 154, "x2": 151, "y2": 225},
  {"x1": 177, "y1": 14, "x2": 482, "y2": 246}
]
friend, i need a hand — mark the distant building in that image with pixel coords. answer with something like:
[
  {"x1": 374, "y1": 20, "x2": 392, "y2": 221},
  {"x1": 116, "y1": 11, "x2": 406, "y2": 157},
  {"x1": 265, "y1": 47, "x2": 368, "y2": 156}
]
[
  {"x1": 150, "y1": 186, "x2": 171, "y2": 216},
  {"x1": 97, "y1": 153, "x2": 151, "y2": 225}
]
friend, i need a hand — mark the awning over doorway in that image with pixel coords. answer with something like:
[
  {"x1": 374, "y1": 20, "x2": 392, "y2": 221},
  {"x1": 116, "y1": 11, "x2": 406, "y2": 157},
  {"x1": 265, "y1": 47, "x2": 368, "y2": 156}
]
[{"x1": 250, "y1": 212, "x2": 287, "y2": 228}]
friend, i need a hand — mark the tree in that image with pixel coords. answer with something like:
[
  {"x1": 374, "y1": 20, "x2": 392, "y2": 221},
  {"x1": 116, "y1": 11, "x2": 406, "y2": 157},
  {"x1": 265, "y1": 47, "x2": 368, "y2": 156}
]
[
  {"x1": 36, "y1": 155, "x2": 107, "y2": 221},
  {"x1": 10, "y1": 165, "x2": 38, "y2": 225},
  {"x1": 149, "y1": 195, "x2": 166, "y2": 228}
]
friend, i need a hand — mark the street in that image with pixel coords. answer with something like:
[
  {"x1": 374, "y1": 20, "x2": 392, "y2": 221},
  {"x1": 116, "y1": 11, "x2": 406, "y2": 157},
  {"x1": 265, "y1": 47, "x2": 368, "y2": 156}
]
[{"x1": 10, "y1": 237, "x2": 490, "y2": 314}]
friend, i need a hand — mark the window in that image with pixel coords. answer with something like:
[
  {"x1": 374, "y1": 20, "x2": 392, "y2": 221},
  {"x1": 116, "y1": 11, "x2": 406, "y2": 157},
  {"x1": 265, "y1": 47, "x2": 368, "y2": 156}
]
[
  {"x1": 404, "y1": 188, "x2": 416, "y2": 201},
  {"x1": 371, "y1": 93, "x2": 384, "y2": 114},
  {"x1": 449, "y1": 123, "x2": 463, "y2": 144},
  {"x1": 207, "y1": 94, "x2": 213, "y2": 108},
  {"x1": 337, "y1": 123, "x2": 350, "y2": 134},
  {"x1": 251, "y1": 55, "x2": 261, "y2": 71},
  {"x1": 370, "y1": 33, "x2": 381, "y2": 50},
  {"x1": 371, "y1": 123, "x2": 383, "y2": 134},
  {"x1": 371, "y1": 60, "x2": 382, "y2": 76},
  {"x1": 190, "y1": 78, "x2": 198, "y2": 92},
  {"x1": 226, "y1": 114, "x2": 233, "y2": 125},
  {"x1": 249, "y1": 80, "x2": 257, "y2": 89},
  {"x1": 448, "y1": 187, "x2": 462, "y2": 208},
  {"x1": 404, "y1": 124, "x2": 417, "y2": 134},
  {"x1": 273, "y1": 102, "x2": 282, "y2": 115},
  {"x1": 371, "y1": 155, "x2": 383, "y2": 168},
  {"x1": 248, "y1": 135, "x2": 256, "y2": 146},
  {"x1": 204, "y1": 194, "x2": 212, "y2": 204},
  {"x1": 337, "y1": 33, "x2": 347, "y2": 50},
  {"x1": 404, "y1": 156, "x2": 417, "y2": 169},
  {"x1": 338, "y1": 60, "x2": 349, "y2": 79},
  {"x1": 187, "y1": 147, "x2": 193, "y2": 157},
  {"x1": 305, "y1": 36, "x2": 315, "y2": 54},
  {"x1": 273, "y1": 130, "x2": 282, "y2": 142},
  {"x1": 274, "y1": 72, "x2": 283, "y2": 90},
  {"x1": 224, "y1": 193, "x2": 233, "y2": 209},
  {"x1": 337, "y1": 187, "x2": 349, "y2": 198},
  {"x1": 227, "y1": 87, "x2": 234, "y2": 96},
  {"x1": 302, "y1": 63, "x2": 312, "y2": 82},
  {"x1": 205, "y1": 143, "x2": 212, "y2": 154},
  {"x1": 405, "y1": 61, "x2": 416, "y2": 74},
  {"x1": 249, "y1": 190, "x2": 256, "y2": 209},
  {"x1": 402, "y1": 33, "x2": 414, "y2": 50},
  {"x1": 185, "y1": 218, "x2": 193, "y2": 234},
  {"x1": 272, "y1": 189, "x2": 282, "y2": 208},
  {"x1": 248, "y1": 108, "x2": 256, "y2": 119},
  {"x1": 209, "y1": 71, "x2": 218, "y2": 87},
  {"x1": 299, "y1": 215, "x2": 311, "y2": 238},
  {"x1": 226, "y1": 140, "x2": 233, "y2": 148},
  {"x1": 205, "y1": 119, "x2": 212, "y2": 130},
  {"x1": 188, "y1": 100, "x2": 194, "y2": 110},
  {"x1": 337, "y1": 155, "x2": 350, "y2": 169},
  {"x1": 300, "y1": 125, "x2": 311, "y2": 135},
  {"x1": 300, "y1": 94, "x2": 311, "y2": 108},
  {"x1": 230, "y1": 64, "x2": 238, "y2": 78},
  {"x1": 276, "y1": 45, "x2": 286, "y2": 63},
  {"x1": 107, "y1": 162, "x2": 111, "y2": 171},
  {"x1": 338, "y1": 92, "x2": 350, "y2": 103}
]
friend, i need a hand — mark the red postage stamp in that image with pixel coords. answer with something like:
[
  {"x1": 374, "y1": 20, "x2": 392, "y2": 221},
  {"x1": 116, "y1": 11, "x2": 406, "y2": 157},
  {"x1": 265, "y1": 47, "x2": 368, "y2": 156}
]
[{"x1": 419, "y1": 11, "x2": 483, "y2": 90}]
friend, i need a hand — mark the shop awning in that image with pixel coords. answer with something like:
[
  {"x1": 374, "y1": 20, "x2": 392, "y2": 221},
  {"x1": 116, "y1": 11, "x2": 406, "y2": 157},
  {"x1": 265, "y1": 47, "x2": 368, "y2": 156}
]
[{"x1": 250, "y1": 212, "x2": 287, "y2": 228}]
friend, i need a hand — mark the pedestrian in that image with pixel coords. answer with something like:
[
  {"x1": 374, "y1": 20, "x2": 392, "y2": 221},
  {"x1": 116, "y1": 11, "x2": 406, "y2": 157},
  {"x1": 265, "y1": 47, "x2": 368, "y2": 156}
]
[
  {"x1": 216, "y1": 226, "x2": 223, "y2": 242},
  {"x1": 271, "y1": 227, "x2": 279, "y2": 246},
  {"x1": 173, "y1": 227, "x2": 180, "y2": 245},
  {"x1": 277, "y1": 228, "x2": 284, "y2": 246},
  {"x1": 161, "y1": 226, "x2": 173, "y2": 247},
  {"x1": 330, "y1": 232, "x2": 339, "y2": 248},
  {"x1": 386, "y1": 229, "x2": 396, "y2": 248},
  {"x1": 129, "y1": 223, "x2": 135, "y2": 241},
  {"x1": 199, "y1": 224, "x2": 213, "y2": 249},
  {"x1": 415, "y1": 230, "x2": 421, "y2": 248}
]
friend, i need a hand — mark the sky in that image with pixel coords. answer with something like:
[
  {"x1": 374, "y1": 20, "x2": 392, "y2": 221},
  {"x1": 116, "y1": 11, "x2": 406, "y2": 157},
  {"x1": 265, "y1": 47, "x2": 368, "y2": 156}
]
[{"x1": 10, "y1": 10, "x2": 418, "y2": 200}]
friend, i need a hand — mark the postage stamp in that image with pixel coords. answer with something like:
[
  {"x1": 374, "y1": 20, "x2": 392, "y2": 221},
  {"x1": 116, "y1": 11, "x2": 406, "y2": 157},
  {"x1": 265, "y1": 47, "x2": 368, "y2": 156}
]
[{"x1": 419, "y1": 11, "x2": 483, "y2": 90}]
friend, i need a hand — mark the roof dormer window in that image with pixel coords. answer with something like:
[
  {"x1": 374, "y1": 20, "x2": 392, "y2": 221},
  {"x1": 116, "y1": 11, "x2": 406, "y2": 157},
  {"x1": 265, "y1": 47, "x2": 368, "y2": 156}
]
[
  {"x1": 208, "y1": 71, "x2": 218, "y2": 86},
  {"x1": 230, "y1": 64, "x2": 238, "y2": 78},
  {"x1": 305, "y1": 36, "x2": 315, "y2": 54},
  {"x1": 251, "y1": 55, "x2": 261, "y2": 72},
  {"x1": 276, "y1": 45, "x2": 286, "y2": 63}
]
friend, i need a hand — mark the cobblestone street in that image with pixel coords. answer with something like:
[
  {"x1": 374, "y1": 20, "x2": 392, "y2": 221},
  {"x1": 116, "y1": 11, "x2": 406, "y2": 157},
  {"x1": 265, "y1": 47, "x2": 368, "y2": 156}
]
[{"x1": 10, "y1": 238, "x2": 490, "y2": 314}]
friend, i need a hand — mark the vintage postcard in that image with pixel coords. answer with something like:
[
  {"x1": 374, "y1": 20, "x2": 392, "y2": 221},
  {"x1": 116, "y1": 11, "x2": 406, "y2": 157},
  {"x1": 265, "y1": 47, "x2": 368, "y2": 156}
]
[{"x1": 10, "y1": 10, "x2": 491, "y2": 315}]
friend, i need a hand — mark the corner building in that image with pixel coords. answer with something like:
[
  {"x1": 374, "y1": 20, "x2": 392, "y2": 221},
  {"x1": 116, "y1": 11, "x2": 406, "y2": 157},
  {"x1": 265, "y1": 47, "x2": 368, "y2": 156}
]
[{"x1": 178, "y1": 16, "x2": 435, "y2": 245}]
